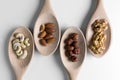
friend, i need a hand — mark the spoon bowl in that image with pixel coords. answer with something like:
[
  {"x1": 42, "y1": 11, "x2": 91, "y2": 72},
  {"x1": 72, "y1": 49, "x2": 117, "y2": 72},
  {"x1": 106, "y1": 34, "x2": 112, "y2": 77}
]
[
  {"x1": 34, "y1": 0, "x2": 60, "y2": 56},
  {"x1": 60, "y1": 27, "x2": 86, "y2": 80},
  {"x1": 86, "y1": 0, "x2": 111, "y2": 57},
  {"x1": 8, "y1": 27, "x2": 34, "y2": 80}
]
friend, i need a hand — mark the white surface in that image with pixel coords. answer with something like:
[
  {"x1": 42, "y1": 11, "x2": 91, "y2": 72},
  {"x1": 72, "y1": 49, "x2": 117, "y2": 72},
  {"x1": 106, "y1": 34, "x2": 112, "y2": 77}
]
[{"x1": 0, "y1": 0, "x2": 120, "y2": 80}]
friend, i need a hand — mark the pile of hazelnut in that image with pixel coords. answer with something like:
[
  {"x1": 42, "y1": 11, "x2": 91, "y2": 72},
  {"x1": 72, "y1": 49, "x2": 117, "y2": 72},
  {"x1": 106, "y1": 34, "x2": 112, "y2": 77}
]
[
  {"x1": 38, "y1": 23, "x2": 56, "y2": 46},
  {"x1": 64, "y1": 33, "x2": 80, "y2": 62}
]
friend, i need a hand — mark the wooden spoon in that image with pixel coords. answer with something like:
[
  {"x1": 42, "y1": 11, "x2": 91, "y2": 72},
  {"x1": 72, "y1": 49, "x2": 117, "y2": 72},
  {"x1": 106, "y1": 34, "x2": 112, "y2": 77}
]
[
  {"x1": 60, "y1": 27, "x2": 86, "y2": 80},
  {"x1": 8, "y1": 27, "x2": 34, "y2": 80},
  {"x1": 86, "y1": 0, "x2": 111, "y2": 57},
  {"x1": 34, "y1": 0, "x2": 60, "y2": 56}
]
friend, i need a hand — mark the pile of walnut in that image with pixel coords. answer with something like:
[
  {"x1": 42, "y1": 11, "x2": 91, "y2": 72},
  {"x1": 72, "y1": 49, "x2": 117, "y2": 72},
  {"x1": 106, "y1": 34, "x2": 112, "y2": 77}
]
[
  {"x1": 12, "y1": 33, "x2": 30, "y2": 59},
  {"x1": 38, "y1": 23, "x2": 56, "y2": 46},
  {"x1": 65, "y1": 33, "x2": 80, "y2": 62},
  {"x1": 89, "y1": 19, "x2": 108, "y2": 54}
]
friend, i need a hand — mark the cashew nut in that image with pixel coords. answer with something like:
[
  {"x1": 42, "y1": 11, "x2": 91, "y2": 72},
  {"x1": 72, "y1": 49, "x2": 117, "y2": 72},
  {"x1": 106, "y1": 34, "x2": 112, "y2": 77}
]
[
  {"x1": 12, "y1": 39, "x2": 19, "y2": 44},
  {"x1": 19, "y1": 50, "x2": 28, "y2": 59},
  {"x1": 13, "y1": 42, "x2": 21, "y2": 50},
  {"x1": 20, "y1": 42, "x2": 26, "y2": 49},
  {"x1": 16, "y1": 50, "x2": 23, "y2": 57},
  {"x1": 12, "y1": 33, "x2": 30, "y2": 59},
  {"x1": 15, "y1": 33, "x2": 25, "y2": 42},
  {"x1": 16, "y1": 46, "x2": 22, "y2": 53},
  {"x1": 24, "y1": 38, "x2": 30, "y2": 46}
]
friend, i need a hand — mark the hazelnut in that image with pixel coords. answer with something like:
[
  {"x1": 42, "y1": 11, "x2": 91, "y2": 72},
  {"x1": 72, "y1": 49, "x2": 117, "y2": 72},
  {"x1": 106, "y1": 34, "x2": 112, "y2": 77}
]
[
  {"x1": 64, "y1": 33, "x2": 81, "y2": 62},
  {"x1": 69, "y1": 56, "x2": 78, "y2": 62},
  {"x1": 65, "y1": 51, "x2": 74, "y2": 57},
  {"x1": 65, "y1": 38, "x2": 73, "y2": 45},
  {"x1": 65, "y1": 46, "x2": 74, "y2": 51},
  {"x1": 71, "y1": 33, "x2": 79, "y2": 40},
  {"x1": 72, "y1": 41, "x2": 79, "y2": 48},
  {"x1": 73, "y1": 48, "x2": 80, "y2": 54},
  {"x1": 65, "y1": 51, "x2": 73, "y2": 57}
]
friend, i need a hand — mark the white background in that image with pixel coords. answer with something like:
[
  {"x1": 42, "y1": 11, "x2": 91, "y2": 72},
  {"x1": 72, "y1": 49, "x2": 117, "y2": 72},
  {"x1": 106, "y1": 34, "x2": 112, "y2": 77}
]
[{"x1": 0, "y1": 0, "x2": 120, "y2": 80}]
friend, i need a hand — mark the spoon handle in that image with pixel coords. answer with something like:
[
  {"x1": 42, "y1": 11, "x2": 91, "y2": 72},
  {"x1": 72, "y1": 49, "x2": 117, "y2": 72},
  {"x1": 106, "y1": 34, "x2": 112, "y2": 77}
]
[
  {"x1": 69, "y1": 75, "x2": 77, "y2": 80},
  {"x1": 16, "y1": 78, "x2": 22, "y2": 80},
  {"x1": 68, "y1": 72, "x2": 78, "y2": 80},
  {"x1": 40, "y1": 0, "x2": 53, "y2": 15},
  {"x1": 44, "y1": 0, "x2": 51, "y2": 8},
  {"x1": 97, "y1": 0, "x2": 103, "y2": 7},
  {"x1": 16, "y1": 75, "x2": 22, "y2": 80},
  {"x1": 98, "y1": 0, "x2": 102, "y2": 4},
  {"x1": 42, "y1": 0, "x2": 52, "y2": 12}
]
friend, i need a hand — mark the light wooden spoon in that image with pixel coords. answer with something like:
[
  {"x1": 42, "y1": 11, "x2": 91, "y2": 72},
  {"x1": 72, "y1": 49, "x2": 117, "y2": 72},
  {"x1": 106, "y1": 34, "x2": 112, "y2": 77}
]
[
  {"x1": 86, "y1": 0, "x2": 111, "y2": 57},
  {"x1": 34, "y1": 0, "x2": 60, "y2": 56},
  {"x1": 8, "y1": 27, "x2": 34, "y2": 80},
  {"x1": 60, "y1": 27, "x2": 86, "y2": 80}
]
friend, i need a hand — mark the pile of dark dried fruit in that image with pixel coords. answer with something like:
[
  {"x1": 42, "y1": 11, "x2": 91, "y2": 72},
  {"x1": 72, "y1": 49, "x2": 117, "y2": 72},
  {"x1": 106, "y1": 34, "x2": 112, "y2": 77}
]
[
  {"x1": 38, "y1": 23, "x2": 56, "y2": 46},
  {"x1": 64, "y1": 33, "x2": 80, "y2": 62}
]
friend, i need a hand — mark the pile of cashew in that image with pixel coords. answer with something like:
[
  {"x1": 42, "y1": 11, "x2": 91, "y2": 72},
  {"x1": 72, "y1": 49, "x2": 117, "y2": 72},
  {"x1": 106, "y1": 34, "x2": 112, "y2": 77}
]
[{"x1": 12, "y1": 33, "x2": 30, "y2": 59}]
